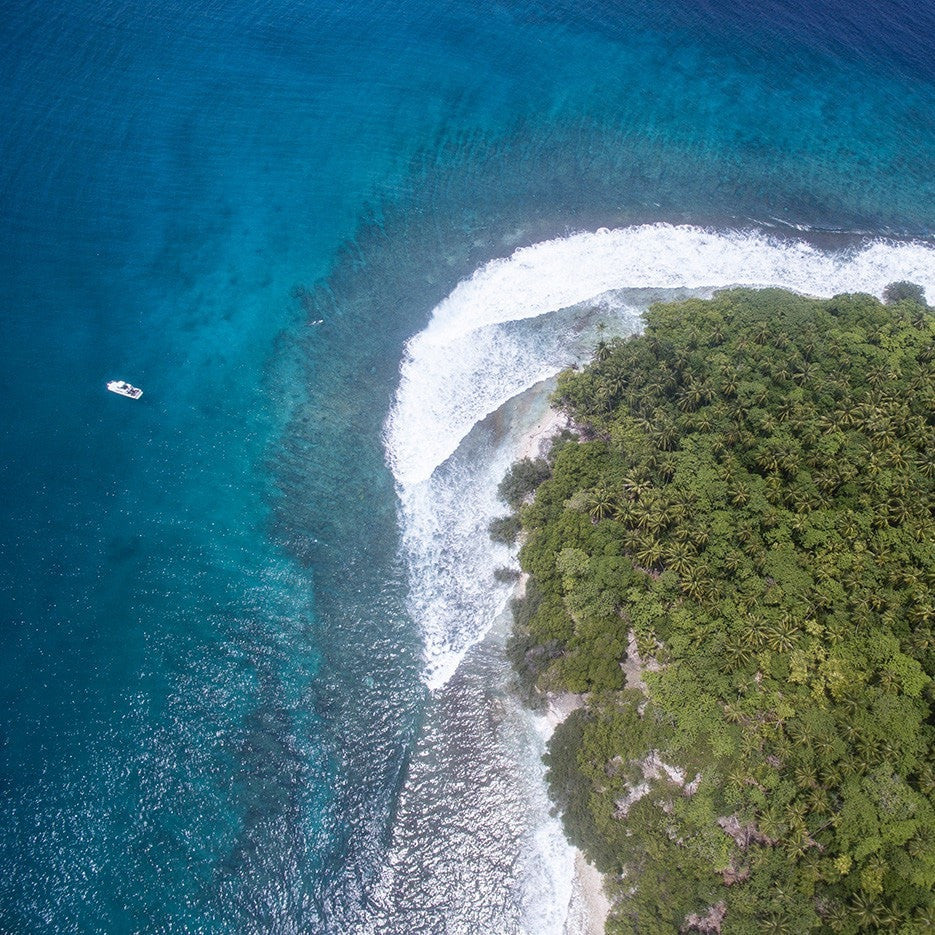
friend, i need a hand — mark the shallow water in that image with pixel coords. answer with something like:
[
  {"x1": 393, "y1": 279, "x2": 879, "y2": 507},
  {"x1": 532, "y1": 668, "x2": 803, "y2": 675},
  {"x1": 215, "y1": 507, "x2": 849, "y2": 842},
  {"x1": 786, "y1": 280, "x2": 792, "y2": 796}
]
[{"x1": 1, "y1": 0, "x2": 932, "y2": 931}]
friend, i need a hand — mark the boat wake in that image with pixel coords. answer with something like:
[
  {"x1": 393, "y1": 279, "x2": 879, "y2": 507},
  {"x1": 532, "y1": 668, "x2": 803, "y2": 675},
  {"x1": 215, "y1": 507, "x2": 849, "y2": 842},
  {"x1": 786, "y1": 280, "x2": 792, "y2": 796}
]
[{"x1": 385, "y1": 223, "x2": 933, "y2": 691}]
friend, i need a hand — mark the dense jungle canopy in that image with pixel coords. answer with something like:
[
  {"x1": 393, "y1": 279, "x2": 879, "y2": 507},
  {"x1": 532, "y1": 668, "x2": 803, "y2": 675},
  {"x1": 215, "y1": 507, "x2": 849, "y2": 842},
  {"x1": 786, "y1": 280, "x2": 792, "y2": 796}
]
[{"x1": 499, "y1": 286, "x2": 935, "y2": 933}]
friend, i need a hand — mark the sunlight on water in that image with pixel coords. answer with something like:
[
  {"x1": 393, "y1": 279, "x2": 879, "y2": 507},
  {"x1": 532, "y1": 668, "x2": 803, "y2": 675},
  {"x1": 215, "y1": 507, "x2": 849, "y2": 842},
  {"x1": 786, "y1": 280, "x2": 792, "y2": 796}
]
[{"x1": 1, "y1": 0, "x2": 932, "y2": 928}]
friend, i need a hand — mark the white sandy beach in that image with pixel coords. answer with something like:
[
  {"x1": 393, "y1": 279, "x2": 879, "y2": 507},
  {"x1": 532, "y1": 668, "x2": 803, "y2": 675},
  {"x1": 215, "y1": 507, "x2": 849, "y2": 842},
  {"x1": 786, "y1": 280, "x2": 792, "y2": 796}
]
[
  {"x1": 517, "y1": 406, "x2": 568, "y2": 463},
  {"x1": 544, "y1": 691, "x2": 611, "y2": 935},
  {"x1": 514, "y1": 402, "x2": 612, "y2": 934}
]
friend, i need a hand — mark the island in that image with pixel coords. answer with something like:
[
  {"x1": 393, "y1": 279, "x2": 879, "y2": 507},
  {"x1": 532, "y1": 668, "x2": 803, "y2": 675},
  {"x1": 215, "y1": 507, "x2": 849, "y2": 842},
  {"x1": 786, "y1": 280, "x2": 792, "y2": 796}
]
[{"x1": 494, "y1": 285, "x2": 934, "y2": 933}]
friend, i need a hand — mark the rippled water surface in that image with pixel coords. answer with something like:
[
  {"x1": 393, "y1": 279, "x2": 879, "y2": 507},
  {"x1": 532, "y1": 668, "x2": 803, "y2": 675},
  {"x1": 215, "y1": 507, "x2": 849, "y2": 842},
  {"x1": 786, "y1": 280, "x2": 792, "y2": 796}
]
[{"x1": 1, "y1": 0, "x2": 932, "y2": 931}]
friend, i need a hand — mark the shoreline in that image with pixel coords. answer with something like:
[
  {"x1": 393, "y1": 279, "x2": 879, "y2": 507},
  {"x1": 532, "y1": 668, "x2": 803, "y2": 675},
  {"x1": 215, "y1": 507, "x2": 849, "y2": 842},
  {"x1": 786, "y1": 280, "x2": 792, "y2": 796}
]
[
  {"x1": 513, "y1": 401, "x2": 611, "y2": 935},
  {"x1": 544, "y1": 691, "x2": 611, "y2": 935},
  {"x1": 566, "y1": 851, "x2": 612, "y2": 935},
  {"x1": 516, "y1": 405, "x2": 568, "y2": 463}
]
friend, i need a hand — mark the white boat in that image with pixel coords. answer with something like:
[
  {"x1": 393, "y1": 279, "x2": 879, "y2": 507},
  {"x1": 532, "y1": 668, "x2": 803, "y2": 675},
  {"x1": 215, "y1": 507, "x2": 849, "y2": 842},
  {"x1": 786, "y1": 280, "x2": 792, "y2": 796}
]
[{"x1": 107, "y1": 380, "x2": 143, "y2": 399}]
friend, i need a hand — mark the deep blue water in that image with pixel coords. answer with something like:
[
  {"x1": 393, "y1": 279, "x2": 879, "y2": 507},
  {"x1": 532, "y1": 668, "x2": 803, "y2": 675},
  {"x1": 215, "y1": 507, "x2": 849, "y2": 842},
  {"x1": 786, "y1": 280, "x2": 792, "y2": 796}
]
[{"x1": 1, "y1": 0, "x2": 932, "y2": 931}]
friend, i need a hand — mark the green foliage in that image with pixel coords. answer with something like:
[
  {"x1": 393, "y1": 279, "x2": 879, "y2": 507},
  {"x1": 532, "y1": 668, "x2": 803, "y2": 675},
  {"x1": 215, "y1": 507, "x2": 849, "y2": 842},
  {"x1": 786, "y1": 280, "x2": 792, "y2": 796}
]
[
  {"x1": 544, "y1": 709, "x2": 621, "y2": 871},
  {"x1": 507, "y1": 578, "x2": 566, "y2": 705},
  {"x1": 498, "y1": 456, "x2": 552, "y2": 510},
  {"x1": 488, "y1": 514, "x2": 521, "y2": 544},
  {"x1": 509, "y1": 288, "x2": 935, "y2": 932},
  {"x1": 883, "y1": 280, "x2": 928, "y2": 307}
]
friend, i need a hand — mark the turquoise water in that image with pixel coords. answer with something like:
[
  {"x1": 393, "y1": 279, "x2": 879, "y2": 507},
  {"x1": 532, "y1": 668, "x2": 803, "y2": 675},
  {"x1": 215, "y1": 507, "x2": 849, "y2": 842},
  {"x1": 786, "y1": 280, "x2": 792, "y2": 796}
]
[{"x1": 1, "y1": 0, "x2": 932, "y2": 931}]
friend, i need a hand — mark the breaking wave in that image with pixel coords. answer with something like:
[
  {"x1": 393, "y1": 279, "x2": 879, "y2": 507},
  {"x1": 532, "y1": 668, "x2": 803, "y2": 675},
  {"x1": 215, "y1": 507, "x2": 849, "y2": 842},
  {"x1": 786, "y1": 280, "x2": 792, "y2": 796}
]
[{"x1": 386, "y1": 223, "x2": 934, "y2": 688}]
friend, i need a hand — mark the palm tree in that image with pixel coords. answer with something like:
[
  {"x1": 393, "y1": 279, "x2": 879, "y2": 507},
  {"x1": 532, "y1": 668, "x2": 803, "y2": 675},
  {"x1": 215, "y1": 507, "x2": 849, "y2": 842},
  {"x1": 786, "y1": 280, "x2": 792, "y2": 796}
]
[
  {"x1": 756, "y1": 447, "x2": 781, "y2": 474},
  {"x1": 757, "y1": 808, "x2": 785, "y2": 841},
  {"x1": 760, "y1": 913, "x2": 795, "y2": 934},
  {"x1": 633, "y1": 504, "x2": 654, "y2": 531},
  {"x1": 887, "y1": 442, "x2": 908, "y2": 469},
  {"x1": 743, "y1": 617, "x2": 769, "y2": 648},
  {"x1": 721, "y1": 369, "x2": 739, "y2": 397},
  {"x1": 622, "y1": 475, "x2": 651, "y2": 500},
  {"x1": 724, "y1": 551, "x2": 743, "y2": 573},
  {"x1": 787, "y1": 721, "x2": 813, "y2": 750},
  {"x1": 813, "y1": 733, "x2": 838, "y2": 760},
  {"x1": 621, "y1": 528, "x2": 644, "y2": 553},
  {"x1": 656, "y1": 457, "x2": 676, "y2": 481},
  {"x1": 912, "y1": 905, "x2": 935, "y2": 935},
  {"x1": 858, "y1": 736, "x2": 883, "y2": 763},
  {"x1": 879, "y1": 668, "x2": 899, "y2": 693},
  {"x1": 607, "y1": 373, "x2": 628, "y2": 400},
  {"x1": 838, "y1": 401, "x2": 860, "y2": 426},
  {"x1": 681, "y1": 568, "x2": 707, "y2": 601},
  {"x1": 915, "y1": 452, "x2": 935, "y2": 478},
  {"x1": 724, "y1": 639, "x2": 755, "y2": 669},
  {"x1": 777, "y1": 444, "x2": 800, "y2": 475},
  {"x1": 644, "y1": 510, "x2": 670, "y2": 535},
  {"x1": 840, "y1": 722, "x2": 860, "y2": 746},
  {"x1": 775, "y1": 357, "x2": 796, "y2": 382},
  {"x1": 676, "y1": 386, "x2": 696, "y2": 413},
  {"x1": 752, "y1": 321, "x2": 771, "y2": 345},
  {"x1": 689, "y1": 381, "x2": 709, "y2": 409},
  {"x1": 665, "y1": 541, "x2": 696, "y2": 575},
  {"x1": 653, "y1": 422, "x2": 677, "y2": 451},
  {"x1": 906, "y1": 625, "x2": 934, "y2": 656},
  {"x1": 793, "y1": 361, "x2": 816, "y2": 385},
  {"x1": 594, "y1": 382, "x2": 613, "y2": 410},
  {"x1": 867, "y1": 365, "x2": 889, "y2": 388},
  {"x1": 840, "y1": 513, "x2": 861, "y2": 540},
  {"x1": 823, "y1": 900, "x2": 849, "y2": 933},
  {"x1": 641, "y1": 380, "x2": 665, "y2": 401},
  {"x1": 693, "y1": 410, "x2": 714, "y2": 433},
  {"x1": 708, "y1": 322, "x2": 725, "y2": 346},
  {"x1": 636, "y1": 539, "x2": 664, "y2": 568},
  {"x1": 776, "y1": 398, "x2": 797, "y2": 422},
  {"x1": 759, "y1": 412, "x2": 778, "y2": 434},
  {"x1": 805, "y1": 786, "x2": 830, "y2": 815},
  {"x1": 793, "y1": 764, "x2": 816, "y2": 789},
  {"x1": 587, "y1": 486, "x2": 616, "y2": 521},
  {"x1": 730, "y1": 482, "x2": 750, "y2": 506},
  {"x1": 612, "y1": 501, "x2": 634, "y2": 525},
  {"x1": 850, "y1": 893, "x2": 883, "y2": 930}
]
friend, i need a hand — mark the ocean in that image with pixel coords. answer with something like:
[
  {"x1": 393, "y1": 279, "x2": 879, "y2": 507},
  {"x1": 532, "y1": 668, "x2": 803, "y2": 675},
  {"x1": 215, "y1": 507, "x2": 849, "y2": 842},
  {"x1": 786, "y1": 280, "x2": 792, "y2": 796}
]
[{"x1": 1, "y1": 0, "x2": 932, "y2": 932}]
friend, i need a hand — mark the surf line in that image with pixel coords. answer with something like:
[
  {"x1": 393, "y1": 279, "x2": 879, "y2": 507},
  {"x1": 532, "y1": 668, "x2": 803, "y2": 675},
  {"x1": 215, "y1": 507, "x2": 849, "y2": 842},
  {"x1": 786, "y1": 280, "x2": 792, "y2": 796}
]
[{"x1": 385, "y1": 223, "x2": 934, "y2": 687}]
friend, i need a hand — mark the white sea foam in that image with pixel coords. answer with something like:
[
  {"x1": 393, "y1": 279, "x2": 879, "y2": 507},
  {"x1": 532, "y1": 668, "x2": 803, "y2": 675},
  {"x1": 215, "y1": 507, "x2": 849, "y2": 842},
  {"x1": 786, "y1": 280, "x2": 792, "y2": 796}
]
[
  {"x1": 381, "y1": 223, "x2": 932, "y2": 934},
  {"x1": 387, "y1": 223, "x2": 933, "y2": 689},
  {"x1": 387, "y1": 224, "x2": 933, "y2": 489}
]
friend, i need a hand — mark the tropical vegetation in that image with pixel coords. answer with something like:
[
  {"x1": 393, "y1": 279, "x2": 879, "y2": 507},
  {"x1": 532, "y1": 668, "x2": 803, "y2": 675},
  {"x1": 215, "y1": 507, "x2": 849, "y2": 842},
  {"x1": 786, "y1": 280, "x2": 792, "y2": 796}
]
[{"x1": 498, "y1": 286, "x2": 934, "y2": 933}]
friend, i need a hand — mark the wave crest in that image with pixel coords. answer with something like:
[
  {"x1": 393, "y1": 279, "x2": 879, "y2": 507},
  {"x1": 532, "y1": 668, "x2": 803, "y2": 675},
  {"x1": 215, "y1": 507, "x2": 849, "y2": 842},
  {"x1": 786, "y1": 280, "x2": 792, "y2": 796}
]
[{"x1": 386, "y1": 223, "x2": 933, "y2": 687}]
